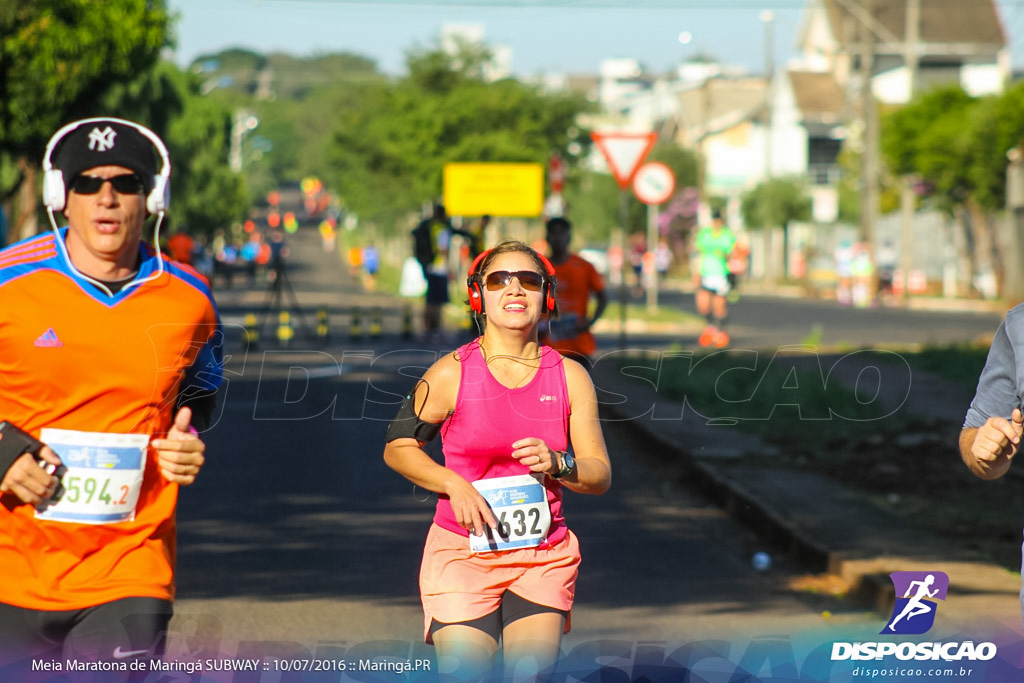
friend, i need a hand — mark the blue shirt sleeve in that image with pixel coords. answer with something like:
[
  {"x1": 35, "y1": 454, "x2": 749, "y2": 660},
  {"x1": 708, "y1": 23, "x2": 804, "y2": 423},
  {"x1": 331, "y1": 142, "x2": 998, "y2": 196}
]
[
  {"x1": 175, "y1": 322, "x2": 224, "y2": 433},
  {"x1": 964, "y1": 317, "x2": 1020, "y2": 428},
  {"x1": 183, "y1": 325, "x2": 224, "y2": 394}
]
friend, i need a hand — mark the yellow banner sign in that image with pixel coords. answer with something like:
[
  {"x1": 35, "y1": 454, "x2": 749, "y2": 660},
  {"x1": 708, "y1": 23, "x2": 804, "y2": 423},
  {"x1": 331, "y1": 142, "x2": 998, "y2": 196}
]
[{"x1": 443, "y1": 163, "x2": 544, "y2": 217}]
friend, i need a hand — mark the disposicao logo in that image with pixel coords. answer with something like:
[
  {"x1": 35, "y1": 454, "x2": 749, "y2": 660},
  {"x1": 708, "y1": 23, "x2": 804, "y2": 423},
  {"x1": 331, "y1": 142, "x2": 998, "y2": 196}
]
[
  {"x1": 882, "y1": 570, "x2": 948, "y2": 635},
  {"x1": 830, "y1": 569, "x2": 997, "y2": 664}
]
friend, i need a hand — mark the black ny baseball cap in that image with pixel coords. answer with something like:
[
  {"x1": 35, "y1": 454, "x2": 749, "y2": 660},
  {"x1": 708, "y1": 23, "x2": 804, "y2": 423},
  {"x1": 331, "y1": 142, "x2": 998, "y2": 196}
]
[{"x1": 53, "y1": 119, "x2": 158, "y2": 192}]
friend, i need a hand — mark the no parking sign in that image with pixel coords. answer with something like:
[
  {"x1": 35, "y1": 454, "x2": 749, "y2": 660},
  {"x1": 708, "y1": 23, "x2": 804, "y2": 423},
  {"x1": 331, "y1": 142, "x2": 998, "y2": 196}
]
[{"x1": 632, "y1": 162, "x2": 676, "y2": 205}]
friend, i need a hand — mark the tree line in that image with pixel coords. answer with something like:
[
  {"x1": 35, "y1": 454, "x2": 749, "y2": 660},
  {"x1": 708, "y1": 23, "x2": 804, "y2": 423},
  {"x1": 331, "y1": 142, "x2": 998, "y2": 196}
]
[
  {"x1": 1, "y1": 2, "x2": 627, "y2": 247},
  {"x1": 879, "y1": 82, "x2": 1024, "y2": 298},
  {"x1": 11, "y1": 0, "x2": 1011, "y2": 296}
]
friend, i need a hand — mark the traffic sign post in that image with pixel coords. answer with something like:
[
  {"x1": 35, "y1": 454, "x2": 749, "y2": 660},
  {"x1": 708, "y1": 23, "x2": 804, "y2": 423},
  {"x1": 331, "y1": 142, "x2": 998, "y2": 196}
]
[
  {"x1": 633, "y1": 162, "x2": 677, "y2": 312},
  {"x1": 546, "y1": 152, "x2": 567, "y2": 218},
  {"x1": 590, "y1": 131, "x2": 657, "y2": 349},
  {"x1": 548, "y1": 153, "x2": 566, "y2": 193}
]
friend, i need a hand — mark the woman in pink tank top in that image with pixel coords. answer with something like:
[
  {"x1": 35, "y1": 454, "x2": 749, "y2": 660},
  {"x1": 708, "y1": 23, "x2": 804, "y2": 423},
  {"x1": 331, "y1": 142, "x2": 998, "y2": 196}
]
[{"x1": 384, "y1": 240, "x2": 612, "y2": 680}]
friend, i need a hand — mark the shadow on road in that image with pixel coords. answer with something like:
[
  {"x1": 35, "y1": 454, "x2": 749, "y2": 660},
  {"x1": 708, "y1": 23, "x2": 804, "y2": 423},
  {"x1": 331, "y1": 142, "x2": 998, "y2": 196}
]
[{"x1": 176, "y1": 362, "x2": 812, "y2": 620}]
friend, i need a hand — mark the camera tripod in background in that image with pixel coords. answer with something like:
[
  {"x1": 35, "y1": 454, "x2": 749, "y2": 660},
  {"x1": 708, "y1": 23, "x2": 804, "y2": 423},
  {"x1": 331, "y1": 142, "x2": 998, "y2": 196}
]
[{"x1": 258, "y1": 263, "x2": 312, "y2": 346}]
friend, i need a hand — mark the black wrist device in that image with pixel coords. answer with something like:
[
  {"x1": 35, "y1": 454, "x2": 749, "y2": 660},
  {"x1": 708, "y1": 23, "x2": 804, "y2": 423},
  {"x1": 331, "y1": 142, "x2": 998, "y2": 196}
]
[
  {"x1": 0, "y1": 421, "x2": 45, "y2": 478},
  {"x1": 552, "y1": 450, "x2": 576, "y2": 480}
]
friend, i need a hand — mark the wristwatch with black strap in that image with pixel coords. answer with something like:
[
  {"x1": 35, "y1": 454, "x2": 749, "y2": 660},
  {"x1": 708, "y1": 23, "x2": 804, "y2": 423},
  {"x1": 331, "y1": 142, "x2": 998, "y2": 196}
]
[{"x1": 551, "y1": 450, "x2": 576, "y2": 480}]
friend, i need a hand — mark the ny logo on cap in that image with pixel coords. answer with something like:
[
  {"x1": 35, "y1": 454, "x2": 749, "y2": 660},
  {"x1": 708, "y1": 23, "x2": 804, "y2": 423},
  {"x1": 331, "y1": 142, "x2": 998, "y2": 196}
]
[{"x1": 88, "y1": 126, "x2": 117, "y2": 152}]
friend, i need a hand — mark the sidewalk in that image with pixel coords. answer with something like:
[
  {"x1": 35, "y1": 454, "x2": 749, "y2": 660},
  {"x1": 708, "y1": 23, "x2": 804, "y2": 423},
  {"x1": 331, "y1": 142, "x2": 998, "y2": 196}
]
[{"x1": 731, "y1": 278, "x2": 1010, "y2": 315}]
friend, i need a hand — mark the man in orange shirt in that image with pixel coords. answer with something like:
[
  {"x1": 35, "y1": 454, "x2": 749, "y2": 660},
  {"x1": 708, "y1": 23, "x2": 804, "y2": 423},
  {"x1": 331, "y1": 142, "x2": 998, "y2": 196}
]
[
  {"x1": 540, "y1": 217, "x2": 608, "y2": 365},
  {"x1": 166, "y1": 224, "x2": 195, "y2": 264},
  {"x1": 0, "y1": 118, "x2": 221, "y2": 669}
]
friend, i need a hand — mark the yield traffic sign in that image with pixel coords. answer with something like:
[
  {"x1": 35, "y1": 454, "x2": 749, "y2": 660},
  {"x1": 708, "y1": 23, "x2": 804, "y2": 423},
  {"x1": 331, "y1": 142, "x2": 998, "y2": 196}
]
[{"x1": 590, "y1": 131, "x2": 657, "y2": 189}]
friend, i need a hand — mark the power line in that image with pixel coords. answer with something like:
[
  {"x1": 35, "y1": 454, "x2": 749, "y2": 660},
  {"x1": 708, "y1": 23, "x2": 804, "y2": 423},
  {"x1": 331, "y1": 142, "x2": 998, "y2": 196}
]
[
  {"x1": 226, "y1": 0, "x2": 1024, "y2": 6},
  {"x1": 221, "y1": 0, "x2": 809, "y2": 6}
]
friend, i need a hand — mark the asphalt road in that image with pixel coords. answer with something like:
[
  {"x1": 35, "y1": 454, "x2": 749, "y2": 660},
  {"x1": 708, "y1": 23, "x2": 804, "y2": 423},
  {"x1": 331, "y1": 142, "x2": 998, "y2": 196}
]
[
  {"x1": 171, "y1": 339, "x2": 862, "y2": 657},
  {"x1": 603, "y1": 280, "x2": 1003, "y2": 351},
  {"x1": 168, "y1": 228, "x2": 1003, "y2": 665}
]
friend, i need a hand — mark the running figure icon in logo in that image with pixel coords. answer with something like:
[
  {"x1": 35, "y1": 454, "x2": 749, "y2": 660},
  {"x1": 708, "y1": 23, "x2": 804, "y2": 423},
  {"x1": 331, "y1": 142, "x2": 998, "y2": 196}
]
[{"x1": 883, "y1": 571, "x2": 949, "y2": 635}]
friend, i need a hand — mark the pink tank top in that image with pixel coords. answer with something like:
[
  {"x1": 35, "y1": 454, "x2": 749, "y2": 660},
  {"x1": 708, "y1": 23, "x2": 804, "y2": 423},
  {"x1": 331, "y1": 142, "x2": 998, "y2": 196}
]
[{"x1": 435, "y1": 339, "x2": 571, "y2": 546}]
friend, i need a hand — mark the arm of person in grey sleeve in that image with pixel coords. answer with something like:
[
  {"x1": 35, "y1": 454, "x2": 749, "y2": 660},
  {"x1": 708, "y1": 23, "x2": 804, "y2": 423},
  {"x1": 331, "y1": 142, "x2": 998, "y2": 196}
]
[{"x1": 961, "y1": 320, "x2": 1024, "y2": 480}]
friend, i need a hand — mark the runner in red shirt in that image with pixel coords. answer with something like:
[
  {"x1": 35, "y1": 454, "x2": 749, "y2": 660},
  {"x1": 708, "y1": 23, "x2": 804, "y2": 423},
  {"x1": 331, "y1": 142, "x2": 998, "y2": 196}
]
[
  {"x1": 166, "y1": 224, "x2": 195, "y2": 264},
  {"x1": 540, "y1": 217, "x2": 608, "y2": 364}
]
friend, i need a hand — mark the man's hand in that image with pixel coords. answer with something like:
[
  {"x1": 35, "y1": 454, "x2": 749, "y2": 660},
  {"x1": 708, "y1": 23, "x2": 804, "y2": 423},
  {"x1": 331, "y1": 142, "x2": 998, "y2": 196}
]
[
  {"x1": 0, "y1": 446, "x2": 62, "y2": 506},
  {"x1": 152, "y1": 407, "x2": 206, "y2": 485},
  {"x1": 963, "y1": 408, "x2": 1024, "y2": 479}
]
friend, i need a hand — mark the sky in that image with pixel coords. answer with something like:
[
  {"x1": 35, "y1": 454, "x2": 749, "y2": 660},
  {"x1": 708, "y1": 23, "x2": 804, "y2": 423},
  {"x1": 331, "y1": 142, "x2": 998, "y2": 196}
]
[{"x1": 167, "y1": 0, "x2": 1024, "y2": 79}]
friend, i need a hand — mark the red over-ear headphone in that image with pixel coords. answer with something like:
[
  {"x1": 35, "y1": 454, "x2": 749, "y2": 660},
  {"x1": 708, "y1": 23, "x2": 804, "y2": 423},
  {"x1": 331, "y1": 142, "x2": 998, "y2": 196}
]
[{"x1": 467, "y1": 248, "x2": 557, "y2": 314}]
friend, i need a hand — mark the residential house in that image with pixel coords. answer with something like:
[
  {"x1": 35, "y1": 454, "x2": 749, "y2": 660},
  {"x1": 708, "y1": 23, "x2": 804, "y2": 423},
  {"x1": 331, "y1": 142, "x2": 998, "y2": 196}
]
[
  {"x1": 792, "y1": 0, "x2": 1009, "y2": 293},
  {"x1": 799, "y1": 0, "x2": 1008, "y2": 104}
]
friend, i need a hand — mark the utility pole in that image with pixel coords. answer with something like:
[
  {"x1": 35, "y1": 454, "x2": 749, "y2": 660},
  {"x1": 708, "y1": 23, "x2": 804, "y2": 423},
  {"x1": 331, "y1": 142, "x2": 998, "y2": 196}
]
[
  {"x1": 696, "y1": 75, "x2": 712, "y2": 201},
  {"x1": 835, "y1": 0, "x2": 905, "y2": 254},
  {"x1": 858, "y1": 0, "x2": 879, "y2": 249},
  {"x1": 761, "y1": 10, "x2": 775, "y2": 181},
  {"x1": 898, "y1": 0, "x2": 921, "y2": 302},
  {"x1": 1006, "y1": 144, "x2": 1024, "y2": 304},
  {"x1": 836, "y1": 0, "x2": 922, "y2": 298}
]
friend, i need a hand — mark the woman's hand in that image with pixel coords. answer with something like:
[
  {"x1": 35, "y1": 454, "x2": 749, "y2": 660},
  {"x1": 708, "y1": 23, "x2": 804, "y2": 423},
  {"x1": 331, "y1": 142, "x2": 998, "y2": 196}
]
[
  {"x1": 443, "y1": 475, "x2": 498, "y2": 537},
  {"x1": 511, "y1": 438, "x2": 560, "y2": 477}
]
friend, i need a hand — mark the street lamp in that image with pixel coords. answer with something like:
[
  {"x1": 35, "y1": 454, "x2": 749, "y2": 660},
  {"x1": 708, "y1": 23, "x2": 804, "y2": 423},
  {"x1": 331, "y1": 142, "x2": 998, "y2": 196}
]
[
  {"x1": 761, "y1": 10, "x2": 775, "y2": 180},
  {"x1": 229, "y1": 111, "x2": 258, "y2": 173}
]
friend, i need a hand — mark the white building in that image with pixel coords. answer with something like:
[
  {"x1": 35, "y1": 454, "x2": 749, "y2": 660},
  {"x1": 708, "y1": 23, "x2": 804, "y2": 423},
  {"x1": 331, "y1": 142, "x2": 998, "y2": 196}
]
[
  {"x1": 797, "y1": 0, "x2": 1008, "y2": 105},
  {"x1": 440, "y1": 23, "x2": 513, "y2": 81}
]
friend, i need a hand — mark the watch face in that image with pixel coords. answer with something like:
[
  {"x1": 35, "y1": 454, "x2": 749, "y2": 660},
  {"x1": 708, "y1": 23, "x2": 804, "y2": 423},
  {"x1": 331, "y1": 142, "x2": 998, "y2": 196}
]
[{"x1": 564, "y1": 452, "x2": 576, "y2": 470}]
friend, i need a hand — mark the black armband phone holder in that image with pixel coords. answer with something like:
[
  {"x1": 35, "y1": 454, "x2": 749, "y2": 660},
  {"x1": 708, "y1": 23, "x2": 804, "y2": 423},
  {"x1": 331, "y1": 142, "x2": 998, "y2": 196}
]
[
  {"x1": 0, "y1": 421, "x2": 45, "y2": 479},
  {"x1": 385, "y1": 390, "x2": 441, "y2": 443}
]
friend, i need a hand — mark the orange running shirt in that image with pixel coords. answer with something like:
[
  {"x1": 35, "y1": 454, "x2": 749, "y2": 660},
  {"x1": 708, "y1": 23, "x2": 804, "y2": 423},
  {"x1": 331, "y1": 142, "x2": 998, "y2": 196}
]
[
  {"x1": 544, "y1": 254, "x2": 604, "y2": 358},
  {"x1": 0, "y1": 229, "x2": 223, "y2": 611}
]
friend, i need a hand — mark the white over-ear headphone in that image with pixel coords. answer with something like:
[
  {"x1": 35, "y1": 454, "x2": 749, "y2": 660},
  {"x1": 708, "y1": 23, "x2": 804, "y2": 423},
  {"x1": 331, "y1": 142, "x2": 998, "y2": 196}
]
[{"x1": 41, "y1": 117, "x2": 171, "y2": 214}]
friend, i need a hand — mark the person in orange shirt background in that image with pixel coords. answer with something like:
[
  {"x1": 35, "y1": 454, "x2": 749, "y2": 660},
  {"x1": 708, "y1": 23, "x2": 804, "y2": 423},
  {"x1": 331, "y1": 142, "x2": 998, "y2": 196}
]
[
  {"x1": 540, "y1": 217, "x2": 608, "y2": 366},
  {"x1": 166, "y1": 224, "x2": 195, "y2": 265}
]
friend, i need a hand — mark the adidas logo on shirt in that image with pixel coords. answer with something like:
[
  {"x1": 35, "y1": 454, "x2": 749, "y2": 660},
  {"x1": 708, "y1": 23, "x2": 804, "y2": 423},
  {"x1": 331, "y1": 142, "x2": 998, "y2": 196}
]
[{"x1": 34, "y1": 328, "x2": 64, "y2": 348}]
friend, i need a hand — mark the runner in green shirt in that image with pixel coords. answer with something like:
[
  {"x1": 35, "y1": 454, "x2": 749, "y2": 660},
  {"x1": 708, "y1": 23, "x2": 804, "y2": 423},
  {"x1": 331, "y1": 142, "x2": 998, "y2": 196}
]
[{"x1": 694, "y1": 209, "x2": 737, "y2": 347}]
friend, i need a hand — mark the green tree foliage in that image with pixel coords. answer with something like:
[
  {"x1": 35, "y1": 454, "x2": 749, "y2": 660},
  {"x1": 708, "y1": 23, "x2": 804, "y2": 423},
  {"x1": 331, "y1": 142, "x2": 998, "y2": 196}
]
[
  {"x1": 96, "y1": 63, "x2": 247, "y2": 236},
  {"x1": 741, "y1": 176, "x2": 812, "y2": 280},
  {"x1": 165, "y1": 97, "x2": 248, "y2": 235},
  {"x1": 878, "y1": 83, "x2": 1024, "y2": 296},
  {"x1": 256, "y1": 66, "x2": 388, "y2": 189},
  {"x1": 563, "y1": 171, "x2": 621, "y2": 244},
  {"x1": 0, "y1": 0, "x2": 170, "y2": 243},
  {"x1": 648, "y1": 143, "x2": 698, "y2": 192},
  {"x1": 326, "y1": 43, "x2": 591, "y2": 233},
  {"x1": 190, "y1": 48, "x2": 267, "y2": 96},
  {"x1": 0, "y1": 0, "x2": 170, "y2": 157},
  {"x1": 192, "y1": 49, "x2": 381, "y2": 101},
  {"x1": 741, "y1": 176, "x2": 812, "y2": 230},
  {"x1": 966, "y1": 81, "x2": 1024, "y2": 211},
  {"x1": 881, "y1": 86, "x2": 976, "y2": 214}
]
